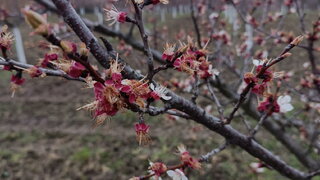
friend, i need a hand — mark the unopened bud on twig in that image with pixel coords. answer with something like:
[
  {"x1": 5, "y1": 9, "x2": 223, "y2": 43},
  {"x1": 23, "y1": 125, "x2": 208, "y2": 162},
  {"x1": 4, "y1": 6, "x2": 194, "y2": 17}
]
[
  {"x1": 23, "y1": 9, "x2": 50, "y2": 36},
  {"x1": 281, "y1": 52, "x2": 292, "y2": 59},
  {"x1": 290, "y1": 35, "x2": 304, "y2": 46},
  {"x1": 60, "y1": 40, "x2": 77, "y2": 54},
  {"x1": 79, "y1": 43, "x2": 89, "y2": 57}
]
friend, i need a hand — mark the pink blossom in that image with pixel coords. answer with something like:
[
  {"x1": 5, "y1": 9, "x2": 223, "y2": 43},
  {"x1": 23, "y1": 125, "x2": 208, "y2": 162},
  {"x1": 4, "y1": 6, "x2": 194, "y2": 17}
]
[
  {"x1": 257, "y1": 95, "x2": 280, "y2": 115},
  {"x1": 149, "y1": 162, "x2": 167, "y2": 177},
  {"x1": 40, "y1": 53, "x2": 58, "y2": 68},
  {"x1": 104, "y1": 6, "x2": 127, "y2": 25},
  {"x1": 27, "y1": 66, "x2": 43, "y2": 78},
  {"x1": 60, "y1": 40, "x2": 77, "y2": 54},
  {"x1": 11, "y1": 74, "x2": 25, "y2": 85},
  {"x1": 68, "y1": 61, "x2": 86, "y2": 78},
  {"x1": 162, "y1": 44, "x2": 175, "y2": 61},
  {"x1": 177, "y1": 145, "x2": 201, "y2": 169}
]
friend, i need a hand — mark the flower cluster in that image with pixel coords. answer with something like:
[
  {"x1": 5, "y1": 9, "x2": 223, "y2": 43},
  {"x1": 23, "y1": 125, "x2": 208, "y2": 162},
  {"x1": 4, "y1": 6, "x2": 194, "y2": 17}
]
[
  {"x1": 177, "y1": 145, "x2": 201, "y2": 169},
  {"x1": 135, "y1": 122, "x2": 151, "y2": 145},
  {"x1": 244, "y1": 58, "x2": 283, "y2": 96},
  {"x1": 211, "y1": 30, "x2": 231, "y2": 45},
  {"x1": 274, "y1": 31, "x2": 295, "y2": 44},
  {"x1": 140, "y1": 161, "x2": 189, "y2": 180},
  {"x1": 257, "y1": 95, "x2": 280, "y2": 115},
  {"x1": 307, "y1": 18, "x2": 320, "y2": 41},
  {"x1": 257, "y1": 94, "x2": 293, "y2": 115},
  {"x1": 0, "y1": 25, "x2": 14, "y2": 51},
  {"x1": 162, "y1": 38, "x2": 218, "y2": 79},
  {"x1": 149, "y1": 162, "x2": 168, "y2": 178},
  {"x1": 79, "y1": 61, "x2": 171, "y2": 124},
  {"x1": 132, "y1": 145, "x2": 197, "y2": 179},
  {"x1": 39, "y1": 41, "x2": 90, "y2": 78}
]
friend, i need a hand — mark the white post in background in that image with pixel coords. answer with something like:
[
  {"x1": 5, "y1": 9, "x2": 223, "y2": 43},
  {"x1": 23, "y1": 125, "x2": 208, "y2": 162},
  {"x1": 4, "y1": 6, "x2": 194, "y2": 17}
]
[
  {"x1": 94, "y1": 7, "x2": 103, "y2": 24},
  {"x1": 172, "y1": 7, "x2": 177, "y2": 18},
  {"x1": 115, "y1": 22, "x2": 120, "y2": 32},
  {"x1": 161, "y1": 8, "x2": 166, "y2": 22},
  {"x1": 224, "y1": 5, "x2": 239, "y2": 35},
  {"x1": 178, "y1": 5, "x2": 184, "y2": 15},
  {"x1": 13, "y1": 27, "x2": 26, "y2": 64},
  {"x1": 184, "y1": 5, "x2": 190, "y2": 14},
  {"x1": 80, "y1": 7, "x2": 85, "y2": 15}
]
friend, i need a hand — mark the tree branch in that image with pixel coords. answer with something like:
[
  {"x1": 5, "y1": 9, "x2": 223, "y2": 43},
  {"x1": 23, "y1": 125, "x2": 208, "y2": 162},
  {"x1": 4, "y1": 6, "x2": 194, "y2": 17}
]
[{"x1": 0, "y1": 57, "x2": 84, "y2": 82}]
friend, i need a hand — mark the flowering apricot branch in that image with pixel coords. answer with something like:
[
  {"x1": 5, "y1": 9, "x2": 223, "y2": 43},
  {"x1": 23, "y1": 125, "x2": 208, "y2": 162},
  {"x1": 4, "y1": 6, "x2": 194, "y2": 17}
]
[
  {"x1": 0, "y1": 57, "x2": 84, "y2": 81},
  {"x1": 34, "y1": 0, "x2": 165, "y2": 63},
  {"x1": 46, "y1": 1, "x2": 320, "y2": 178},
  {"x1": 23, "y1": 10, "x2": 105, "y2": 83},
  {"x1": 34, "y1": 1, "x2": 314, "y2": 156},
  {"x1": 2, "y1": 0, "x2": 318, "y2": 179},
  {"x1": 225, "y1": 35, "x2": 304, "y2": 124}
]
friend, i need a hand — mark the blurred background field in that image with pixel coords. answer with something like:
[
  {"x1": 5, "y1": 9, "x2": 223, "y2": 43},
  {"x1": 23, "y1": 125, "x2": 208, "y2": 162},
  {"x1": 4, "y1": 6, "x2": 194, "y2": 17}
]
[{"x1": 1, "y1": 0, "x2": 320, "y2": 179}]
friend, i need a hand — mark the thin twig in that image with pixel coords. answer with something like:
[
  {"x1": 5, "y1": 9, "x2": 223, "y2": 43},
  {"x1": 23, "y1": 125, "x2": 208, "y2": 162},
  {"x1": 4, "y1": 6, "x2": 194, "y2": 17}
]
[
  {"x1": 206, "y1": 79, "x2": 224, "y2": 121},
  {"x1": 249, "y1": 113, "x2": 269, "y2": 138},
  {"x1": 190, "y1": 0, "x2": 202, "y2": 48},
  {"x1": 199, "y1": 141, "x2": 229, "y2": 162},
  {"x1": 131, "y1": 0, "x2": 155, "y2": 81}
]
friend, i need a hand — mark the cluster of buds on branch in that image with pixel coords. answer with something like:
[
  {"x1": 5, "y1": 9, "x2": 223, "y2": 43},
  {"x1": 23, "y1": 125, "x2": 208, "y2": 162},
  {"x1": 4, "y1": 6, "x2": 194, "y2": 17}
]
[
  {"x1": 240, "y1": 36, "x2": 303, "y2": 115},
  {"x1": 0, "y1": 25, "x2": 14, "y2": 54},
  {"x1": 130, "y1": 145, "x2": 199, "y2": 180},
  {"x1": 23, "y1": 8, "x2": 51, "y2": 36},
  {"x1": 78, "y1": 59, "x2": 171, "y2": 127},
  {"x1": 162, "y1": 37, "x2": 219, "y2": 79}
]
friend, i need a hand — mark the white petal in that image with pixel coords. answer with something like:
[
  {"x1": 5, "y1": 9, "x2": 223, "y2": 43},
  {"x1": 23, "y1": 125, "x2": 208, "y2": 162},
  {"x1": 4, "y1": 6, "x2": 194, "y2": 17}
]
[
  {"x1": 212, "y1": 69, "x2": 220, "y2": 75},
  {"x1": 256, "y1": 168, "x2": 265, "y2": 173},
  {"x1": 167, "y1": 170, "x2": 175, "y2": 177},
  {"x1": 250, "y1": 162, "x2": 259, "y2": 169},
  {"x1": 282, "y1": 95, "x2": 292, "y2": 103},
  {"x1": 162, "y1": 95, "x2": 172, "y2": 101},
  {"x1": 277, "y1": 95, "x2": 291, "y2": 105},
  {"x1": 176, "y1": 169, "x2": 188, "y2": 180},
  {"x1": 121, "y1": 79, "x2": 129, "y2": 85},
  {"x1": 280, "y1": 104, "x2": 294, "y2": 113},
  {"x1": 182, "y1": 176, "x2": 188, "y2": 180},
  {"x1": 150, "y1": 83, "x2": 155, "y2": 91},
  {"x1": 149, "y1": 161, "x2": 154, "y2": 166},
  {"x1": 253, "y1": 59, "x2": 263, "y2": 66}
]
